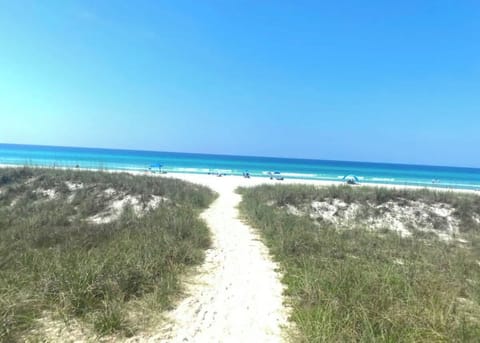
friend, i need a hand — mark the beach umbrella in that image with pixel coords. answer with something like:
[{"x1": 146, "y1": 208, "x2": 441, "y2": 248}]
[{"x1": 343, "y1": 174, "x2": 359, "y2": 184}]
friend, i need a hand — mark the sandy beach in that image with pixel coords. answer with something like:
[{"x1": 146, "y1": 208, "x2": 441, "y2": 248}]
[{"x1": 163, "y1": 172, "x2": 480, "y2": 195}]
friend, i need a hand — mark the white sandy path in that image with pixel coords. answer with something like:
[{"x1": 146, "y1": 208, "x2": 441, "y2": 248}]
[{"x1": 131, "y1": 175, "x2": 290, "y2": 343}]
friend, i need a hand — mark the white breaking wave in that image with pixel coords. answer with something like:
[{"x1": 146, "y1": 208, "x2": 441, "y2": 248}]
[
  {"x1": 170, "y1": 167, "x2": 213, "y2": 173},
  {"x1": 371, "y1": 178, "x2": 395, "y2": 182},
  {"x1": 279, "y1": 173, "x2": 317, "y2": 178}
]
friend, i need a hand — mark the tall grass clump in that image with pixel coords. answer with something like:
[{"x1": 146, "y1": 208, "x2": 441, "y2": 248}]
[
  {"x1": 0, "y1": 167, "x2": 216, "y2": 341},
  {"x1": 238, "y1": 184, "x2": 480, "y2": 342}
]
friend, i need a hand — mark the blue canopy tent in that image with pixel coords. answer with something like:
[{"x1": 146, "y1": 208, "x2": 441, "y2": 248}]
[{"x1": 343, "y1": 174, "x2": 359, "y2": 184}]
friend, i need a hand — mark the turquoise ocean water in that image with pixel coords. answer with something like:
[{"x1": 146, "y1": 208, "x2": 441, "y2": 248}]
[{"x1": 1, "y1": 143, "x2": 480, "y2": 190}]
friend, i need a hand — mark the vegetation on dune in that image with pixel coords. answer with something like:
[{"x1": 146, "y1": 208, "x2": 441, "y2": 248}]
[
  {"x1": 0, "y1": 167, "x2": 216, "y2": 341},
  {"x1": 238, "y1": 184, "x2": 480, "y2": 342}
]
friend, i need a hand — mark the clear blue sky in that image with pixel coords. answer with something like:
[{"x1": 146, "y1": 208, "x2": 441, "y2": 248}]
[{"x1": 1, "y1": 1, "x2": 479, "y2": 167}]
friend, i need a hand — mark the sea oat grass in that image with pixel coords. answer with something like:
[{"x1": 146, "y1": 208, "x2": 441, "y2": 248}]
[{"x1": 239, "y1": 184, "x2": 480, "y2": 342}]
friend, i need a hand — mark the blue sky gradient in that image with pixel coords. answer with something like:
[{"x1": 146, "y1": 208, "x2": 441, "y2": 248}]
[{"x1": 1, "y1": 1, "x2": 479, "y2": 167}]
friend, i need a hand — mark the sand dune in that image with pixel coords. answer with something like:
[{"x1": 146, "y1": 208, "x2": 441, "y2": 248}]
[{"x1": 3, "y1": 165, "x2": 477, "y2": 341}]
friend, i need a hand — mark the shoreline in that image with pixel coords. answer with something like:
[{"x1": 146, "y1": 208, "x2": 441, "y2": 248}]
[{"x1": 1, "y1": 163, "x2": 479, "y2": 194}]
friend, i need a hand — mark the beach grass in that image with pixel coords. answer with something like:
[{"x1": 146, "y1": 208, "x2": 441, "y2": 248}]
[
  {"x1": 0, "y1": 167, "x2": 216, "y2": 341},
  {"x1": 238, "y1": 184, "x2": 480, "y2": 342}
]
